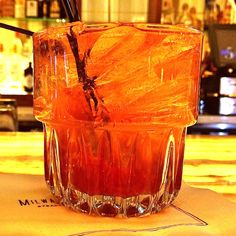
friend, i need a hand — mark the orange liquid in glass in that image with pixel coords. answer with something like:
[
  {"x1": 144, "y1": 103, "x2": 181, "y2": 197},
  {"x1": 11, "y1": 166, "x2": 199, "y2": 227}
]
[{"x1": 33, "y1": 23, "x2": 202, "y2": 215}]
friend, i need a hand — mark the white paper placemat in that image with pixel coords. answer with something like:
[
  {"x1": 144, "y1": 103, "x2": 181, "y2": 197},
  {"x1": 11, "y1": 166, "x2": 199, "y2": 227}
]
[{"x1": 1, "y1": 173, "x2": 236, "y2": 236}]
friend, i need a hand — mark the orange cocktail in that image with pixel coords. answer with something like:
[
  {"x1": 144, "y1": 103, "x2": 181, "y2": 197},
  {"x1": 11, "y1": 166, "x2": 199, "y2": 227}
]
[{"x1": 33, "y1": 22, "x2": 203, "y2": 217}]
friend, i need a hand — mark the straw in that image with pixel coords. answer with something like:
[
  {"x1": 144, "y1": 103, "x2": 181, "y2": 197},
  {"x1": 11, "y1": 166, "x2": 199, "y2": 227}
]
[
  {"x1": 0, "y1": 22, "x2": 34, "y2": 36},
  {"x1": 61, "y1": 0, "x2": 80, "y2": 22}
]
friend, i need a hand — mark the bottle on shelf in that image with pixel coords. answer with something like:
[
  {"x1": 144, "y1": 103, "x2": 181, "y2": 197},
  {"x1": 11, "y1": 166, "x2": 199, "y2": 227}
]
[
  {"x1": 176, "y1": 3, "x2": 192, "y2": 26},
  {"x1": 161, "y1": 0, "x2": 175, "y2": 24},
  {"x1": 38, "y1": 0, "x2": 44, "y2": 18},
  {"x1": 189, "y1": 7, "x2": 202, "y2": 30},
  {"x1": 59, "y1": 0, "x2": 67, "y2": 19},
  {"x1": 38, "y1": 0, "x2": 50, "y2": 18},
  {"x1": 204, "y1": 0, "x2": 218, "y2": 26},
  {"x1": 23, "y1": 62, "x2": 33, "y2": 93},
  {"x1": 25, "y1": 0, "x2": 39, "y2": 18},
  {"x1": 15, "y1": 0, "x2": 25, "y2": 18},
  {"x1": 223, "y1": 0, "x2": 233, "y2": 23},
  {"x1": 50, "y1": 0, "x2": 60, "y2": 19}
]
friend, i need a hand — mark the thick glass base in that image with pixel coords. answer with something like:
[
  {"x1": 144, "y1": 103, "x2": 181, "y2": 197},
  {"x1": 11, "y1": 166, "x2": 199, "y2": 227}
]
[
  {"x1": 43, "y1": 123, "x2": 186, "y2": 217},
  {"x1": 49, "y1": 186, "x2": 178, "y2": 217}
]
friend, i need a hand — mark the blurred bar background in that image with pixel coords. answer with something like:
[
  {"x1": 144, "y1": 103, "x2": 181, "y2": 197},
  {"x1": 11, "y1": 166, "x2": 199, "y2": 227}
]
[
  {"x1": 0, "y1": 0, "x2": 236, "y2": 202},
  {"x1": 0, "y1": 0, "x2": 236, "y2": 133}
]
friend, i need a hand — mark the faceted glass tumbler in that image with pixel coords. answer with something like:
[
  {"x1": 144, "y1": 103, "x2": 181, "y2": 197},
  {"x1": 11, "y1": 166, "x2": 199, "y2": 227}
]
[{"x1": 33, "y1": 22, "x2": 203, "y2": 217}]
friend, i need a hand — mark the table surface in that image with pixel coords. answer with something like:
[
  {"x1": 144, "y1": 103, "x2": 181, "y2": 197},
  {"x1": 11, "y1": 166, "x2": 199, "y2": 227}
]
[{"x1": 0, "y1": 132, "x2": 236, "y2": 203}]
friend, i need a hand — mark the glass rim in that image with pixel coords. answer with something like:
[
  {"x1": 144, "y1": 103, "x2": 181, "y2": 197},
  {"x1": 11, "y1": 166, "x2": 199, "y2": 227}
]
[{"x1": 33, "y1": 21, "x2": 203, "y2": 38}]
